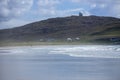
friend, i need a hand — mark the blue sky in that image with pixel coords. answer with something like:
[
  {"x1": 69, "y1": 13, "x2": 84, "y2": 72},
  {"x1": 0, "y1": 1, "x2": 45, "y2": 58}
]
[{"x1": 0, "y1": 0, "x2": 120, "y2": 29}]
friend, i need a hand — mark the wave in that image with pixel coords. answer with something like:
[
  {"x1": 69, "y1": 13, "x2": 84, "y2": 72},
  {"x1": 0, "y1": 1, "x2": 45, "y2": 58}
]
[
  {"x1": 49, "y1": 45, "x2": 120, "y2": 58},
  {"x1": 0, "y1": 45, "x2": 120, "y2": 58}
]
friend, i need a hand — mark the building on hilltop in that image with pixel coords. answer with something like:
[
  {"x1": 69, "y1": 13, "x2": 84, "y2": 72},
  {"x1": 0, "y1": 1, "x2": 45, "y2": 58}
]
[{"x1": 79, "y1": 12, "x2": 83, "y2": 16}]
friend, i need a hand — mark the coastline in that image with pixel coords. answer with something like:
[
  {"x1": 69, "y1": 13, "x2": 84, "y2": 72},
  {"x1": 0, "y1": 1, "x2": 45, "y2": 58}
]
[{"x1": 0, "y1": 41, "x2": 119, "y2": 47}]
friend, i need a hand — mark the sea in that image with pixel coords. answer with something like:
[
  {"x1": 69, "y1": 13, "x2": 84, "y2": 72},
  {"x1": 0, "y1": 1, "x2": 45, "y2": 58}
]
[{"x1": 0, "y1": 45, "x2": 120, "y2": 80}]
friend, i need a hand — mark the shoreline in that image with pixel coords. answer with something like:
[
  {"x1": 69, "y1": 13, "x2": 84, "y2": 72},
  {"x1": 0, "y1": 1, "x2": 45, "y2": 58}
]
[{"x1": 0, "y1": 41, "x2": 119, "y2": 47}]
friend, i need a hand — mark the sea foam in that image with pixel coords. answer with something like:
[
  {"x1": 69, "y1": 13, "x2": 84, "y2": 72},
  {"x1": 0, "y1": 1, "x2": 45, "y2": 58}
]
[{"x1": 0, "y1": 45, "x2": 120, "y2": 58}]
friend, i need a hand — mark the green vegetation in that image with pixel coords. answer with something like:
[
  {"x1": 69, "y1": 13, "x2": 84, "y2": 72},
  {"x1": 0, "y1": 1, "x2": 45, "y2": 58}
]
[
  {"x1": 91, "y1": 26, "x2": 120, "y2": 36},
  {"x1": 0, "y1": 15, "x2": 120, "y2": 46},
  {"x1": 0, "y1": 41, "x2": 107, "y2": 47}
]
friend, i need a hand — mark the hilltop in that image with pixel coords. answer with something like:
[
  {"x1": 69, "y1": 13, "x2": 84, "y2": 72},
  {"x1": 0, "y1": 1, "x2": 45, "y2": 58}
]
[{"x1": 0, "y1": 15, "x2": 120, "y2": 45}]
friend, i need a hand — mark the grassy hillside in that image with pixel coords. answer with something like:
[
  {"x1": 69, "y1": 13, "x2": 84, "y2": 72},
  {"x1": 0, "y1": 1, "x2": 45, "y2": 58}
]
[{"x1": 0, "y1": 15, "x2": 120, "y2": 45}]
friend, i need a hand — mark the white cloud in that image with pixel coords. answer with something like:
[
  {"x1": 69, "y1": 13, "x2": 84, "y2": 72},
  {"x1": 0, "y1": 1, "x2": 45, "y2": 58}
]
[
  {"x1": 0, "y1": 19, "x2": 31, "y2": 29},
  {"x1": 0, "y1": 0, "x2": 33, "y2": 22},
  {"x1": 71, "y1": 0, "x2": 109, "y2": 4},
  {"x1": 91, "y1": 3, "x2": 106, "y2": 9},
  {"x1": 70, "y1": 0, "x2": 109, "y2": 7},
  {"x1": 91, "y1": 4, "x2": 97, "y2": 8},
  {"x1": 38, "y1": 0, "x2": 60, "y2": 6},
  {"x1": 37, "y1": 0, "x2": 90, "y2": 16},
  {"x1": 59, "y1": 8, "x2": 90, "y2": 16},
  {"x1": 37, "y1": 0, "x2": 60, "y2": 15},
  {"x1": 111, "y1": 4, "x2": 120, "y2": 17},
  {"x1": 100, "y1": 4, "x2": 106, "y2": 8},
  {"x1": 70, "y1": 0, "x2": 120, "y2": 17},
  {"x1": 1, "y1": 0, "x2": 120, "y2": 29}
]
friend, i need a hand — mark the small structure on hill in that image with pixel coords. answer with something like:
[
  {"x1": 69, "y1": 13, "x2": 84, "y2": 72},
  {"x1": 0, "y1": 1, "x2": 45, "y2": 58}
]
[
  {"x1": 67, "y1": 38, "x2": 72, "y2": 42},
  {"x1": 75, "y1": 37, "x2": 80, "y2": 41},
  {"x1": 79, "y1": 12, "x2": 83, "y2": 16}
]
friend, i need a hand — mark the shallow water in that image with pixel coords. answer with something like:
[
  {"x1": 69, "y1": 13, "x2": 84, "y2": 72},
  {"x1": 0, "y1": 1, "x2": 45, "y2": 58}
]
[{"x1": 0, "y1": 45, "x2": 120, "y2": 80}]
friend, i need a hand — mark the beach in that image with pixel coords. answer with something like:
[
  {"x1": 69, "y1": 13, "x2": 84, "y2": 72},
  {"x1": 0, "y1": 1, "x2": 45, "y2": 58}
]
[{"x1": 0, "y1": 45, "x2": 120, "y2": 80}]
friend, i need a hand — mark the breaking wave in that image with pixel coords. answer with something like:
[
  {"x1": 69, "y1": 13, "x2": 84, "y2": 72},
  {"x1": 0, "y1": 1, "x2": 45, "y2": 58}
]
[
  {"x1": 0, "y1": 45, "x2": 120, "y2": 58},
  {"x1": 49, "y1": 45, "x2": 120, "y2": 58}
]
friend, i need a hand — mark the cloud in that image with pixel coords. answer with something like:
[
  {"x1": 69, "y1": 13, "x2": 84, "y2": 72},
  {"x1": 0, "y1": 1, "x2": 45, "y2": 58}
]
[
  {"x1": 111, "y1": 4, "x2": 120, "y2": 17},
  {"x1": 0, "y1": 0, "x2": 33, "y2": 22},
  {"x1": 58, "y1": 8, "x2": 90, "y2": 16},
  {"x1": 0, "y1": 19, "x2": 31, "y2": 29},
  {"x1": 1, "y1": 0, "x2": 120, "y2": 29},
  {"x1": 36, "y1": 0, "x2": 90, "y2": 17},
  {"x1": 37, "y1": 0, "x2": 60, "y2": 15},
  {"x1": 71, "y1": 0, "x2": 111, "y2": 4},
  {"x1": 70, "y1": 0, "x2": 120, "y2": 17}
]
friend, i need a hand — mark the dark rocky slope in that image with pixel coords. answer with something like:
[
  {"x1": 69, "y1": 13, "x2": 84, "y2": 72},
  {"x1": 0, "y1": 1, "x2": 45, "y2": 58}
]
[{"x1": 0, "y1": 15, "x2": 120, "y2": 43}]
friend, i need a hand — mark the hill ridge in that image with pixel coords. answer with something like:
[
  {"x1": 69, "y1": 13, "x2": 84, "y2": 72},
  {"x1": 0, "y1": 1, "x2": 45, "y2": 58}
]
[{"x1": 0, "y1": 15, "x2": 120, "y2": 44}]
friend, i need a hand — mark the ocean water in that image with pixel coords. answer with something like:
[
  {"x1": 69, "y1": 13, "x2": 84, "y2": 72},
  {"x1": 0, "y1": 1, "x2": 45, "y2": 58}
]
[{"x1": 0, "y1": 45, "x2": 120, "y2": 80}]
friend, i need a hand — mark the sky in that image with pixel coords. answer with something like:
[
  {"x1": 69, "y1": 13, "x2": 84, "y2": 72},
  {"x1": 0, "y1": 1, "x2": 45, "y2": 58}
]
[{"x1": 0, "y1": 0, "x2": 120, "y2": 29}]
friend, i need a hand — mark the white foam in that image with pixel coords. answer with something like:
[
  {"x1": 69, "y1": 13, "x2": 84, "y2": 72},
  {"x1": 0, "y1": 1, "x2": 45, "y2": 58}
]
[
  {"x1": 49, "y1": 45, "x2": 120, "y2": 58},
  {"x1": 0, "y1": 45, "x2": 120, "y2": 58}
]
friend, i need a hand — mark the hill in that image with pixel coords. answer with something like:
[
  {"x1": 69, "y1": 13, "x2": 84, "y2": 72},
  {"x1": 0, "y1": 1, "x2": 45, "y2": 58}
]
[{"x1": 0, "y1": 15, "x2": 120, "y2": 44}]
